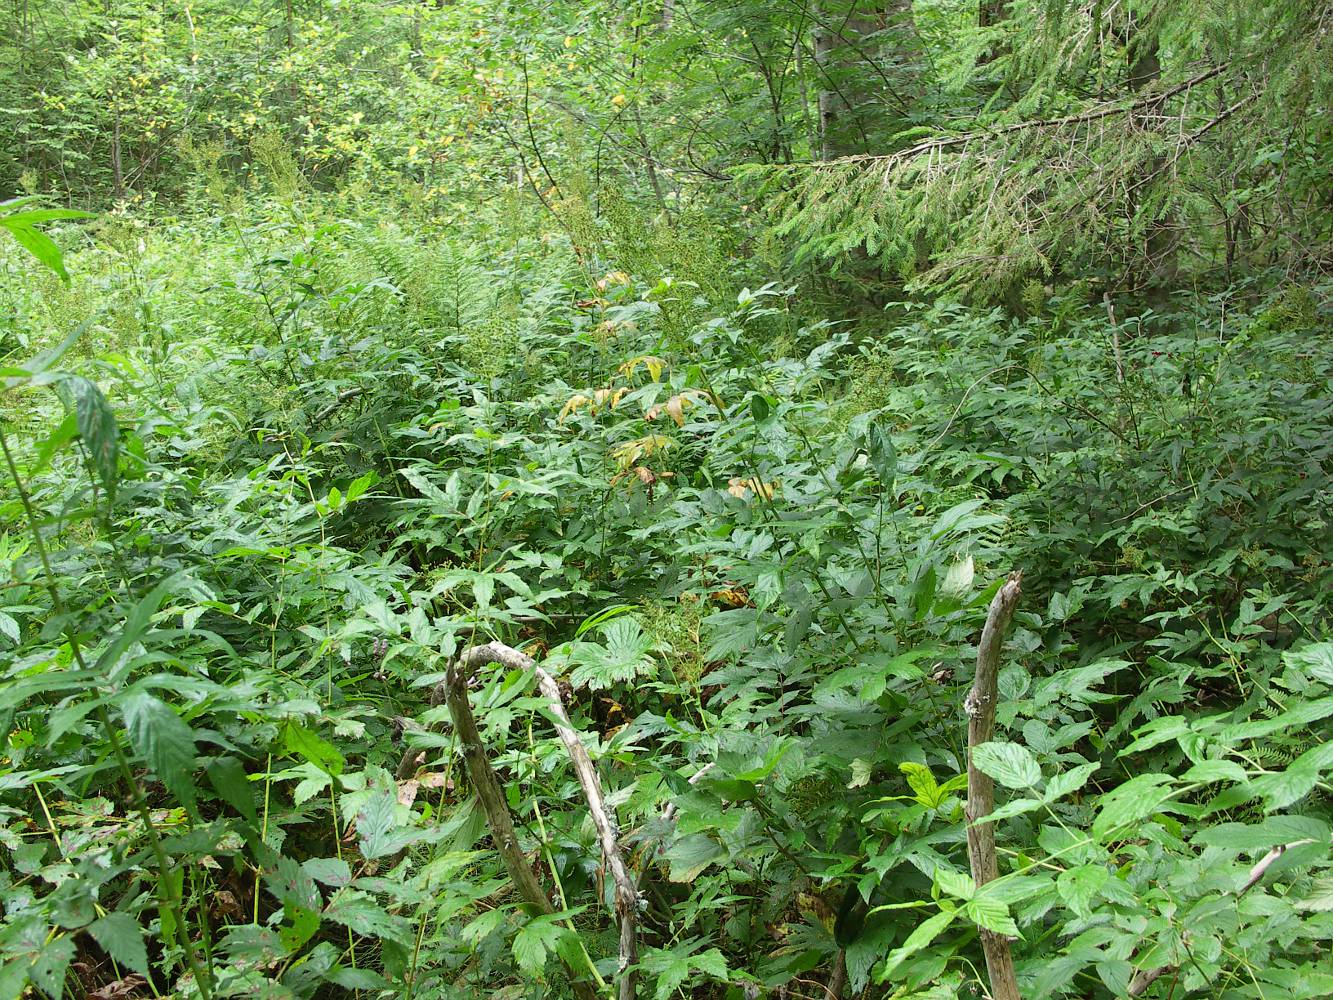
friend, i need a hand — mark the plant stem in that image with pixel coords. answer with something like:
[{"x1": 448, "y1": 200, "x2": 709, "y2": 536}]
[{"x1": 0, "y1": 421, "x2": 214, "y2": 1000}]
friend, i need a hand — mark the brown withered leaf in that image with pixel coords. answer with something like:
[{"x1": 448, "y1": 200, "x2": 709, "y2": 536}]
[
  {"x1": 90, "y1": 976, "x2": 148, "y2": 1000},
  {"x1": 397, "y1": 779, "x2": 420, "y2": 808}
]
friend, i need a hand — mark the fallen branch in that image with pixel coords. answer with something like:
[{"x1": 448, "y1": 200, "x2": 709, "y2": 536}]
[
  {"x1": 964, "y1": 572, "x2": 1024, "y2": 1000},
  {"x1": 439, "y1": 641, "x2": 640, "y2": 1000}
]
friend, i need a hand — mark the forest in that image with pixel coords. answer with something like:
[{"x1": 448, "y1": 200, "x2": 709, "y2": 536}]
[{"x1": 0, "y1": 2, "x2": 1330, "y2": 998}]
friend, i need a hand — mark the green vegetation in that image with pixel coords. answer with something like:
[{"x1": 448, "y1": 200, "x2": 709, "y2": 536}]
[{"x1": 1, "y1": 3, "x2": 1330, "y2": 999}]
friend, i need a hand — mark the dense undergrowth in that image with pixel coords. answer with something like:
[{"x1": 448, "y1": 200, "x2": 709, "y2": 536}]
[{"x1": 1, "y1": 187, "x2": 1331, "y2": 1000}]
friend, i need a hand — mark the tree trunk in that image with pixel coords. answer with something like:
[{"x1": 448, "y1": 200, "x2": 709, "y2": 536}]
[
  {"x1": 978, "y1": 0, "x2": 1007, "y2": 64},
  {"x1": 1125, "y1": 20, "x2": 1177, "y2": 295},
  {"x1": 813, "y1": 1, "x2": 921, "y2": 158}
]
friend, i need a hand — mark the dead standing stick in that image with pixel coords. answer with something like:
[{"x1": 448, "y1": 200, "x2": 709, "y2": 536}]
[
  {"x1": 964, "y1": 572, "x2": 1024, "y2": 1000},
  {"x1": 440, "y1": 641, "x2": 641, "y2": 1000}
]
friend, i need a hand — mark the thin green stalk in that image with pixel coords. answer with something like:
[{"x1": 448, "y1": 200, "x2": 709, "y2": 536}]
[{"x1": 0, "y1": 421, "x2": 214, "y2": 1000}]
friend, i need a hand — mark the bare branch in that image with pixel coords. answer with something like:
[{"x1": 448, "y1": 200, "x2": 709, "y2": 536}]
[
  {"x1": 965, "y1": 572, "x2": 1024, "y2": 1000},
  {"x1": 449, "y1": 641, "x2": 641, "y2": 1000}
]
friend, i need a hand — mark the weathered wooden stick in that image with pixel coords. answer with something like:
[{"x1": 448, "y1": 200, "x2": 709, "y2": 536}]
[
  {"x1": 964, "y1": 572, "x2": 1023, "y2": 1000},
  {"x1": 439, "y1": 650, "x2": 602, "y2": 1000},
  {"x1": 445, "y1": 641, "x2": 640, "y2": 1000}
]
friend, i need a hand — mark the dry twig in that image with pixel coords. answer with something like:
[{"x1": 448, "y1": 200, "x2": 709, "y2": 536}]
[{"x1": 964, "y1": 572, "x2": 1024, "y2": 1000}]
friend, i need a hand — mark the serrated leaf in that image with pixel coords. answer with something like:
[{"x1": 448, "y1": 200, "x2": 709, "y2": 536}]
[
  {"x1": 965, "y1": 894, "x2": 1019, "y2": 937},
  {"x1": 972, "y1": 742, "x2": 1042, "y2": 789},
  {"x1": 279, "y1": 904, "x2": 321, "y2": 952},
  {"x1": 354, "y1": 787, "x2": 422, "y2": 859},
  {"x1": 265, "y1": 854, "x2": 321, "y2": 912},
  {"x1": 283, "y1": 721, "x2": 344, "y2": 776},
  {"x1": 848, "y1": 758, "x2": 873, "y2": 789},
  {"x1": 1193, "y1": 815, "x2": 1330, "y2": 851},
  {"x1": 95, "y1": 572, "x2": 186, "y2": 677},
  {"x1": 1249, "y1": 742, "x2": 1333, "y2": 811},
  {"x1": 57, "y1": 376, "x2": 119, "y2": 500},
  {"x1": 1045, "y1": 761, "x2": 1098, "y2": 802},
  {"x1": 1283, "y1": 643, "x2": 1333, "y2": 685},
  {"x1": 666, "y1": 833, "x2": 727, "y2": 883},
  {"x1": 206, "y1": 757, "x2": 257, "y2": 823},
  {"x1": 325, "y1": 895, "x2": 412, "y2": 946},
  {"x1": 1057, "y1": 865, "x2": 1109, "y2": 917},
  {"x1": 1296, "y1": 875, "x2": 1333, "y2": 912},
  {"x1": 879, "y1": 910, "x2": 955, "y2": 980},
  {"x1": 303, "y1": 857, "x2": 353, "y2": 887},
  {"x1": 900, "y1": 762, "x2": 942, "y2": 807},
  {"x1": 512, "y1": 916, "x2": 564, "y2": 976},
  {"x1": 982, "y1": 797, "x2": 1044, "y2": 822},
  {"x1": 119, "y1": 689, "x2": 197, "y2": 812},
  {"x1": 933, "y1": 867, "x2": 975, "y2": 900},
  {"x1": 1181, "y1": 759, "x2": 1248, "y2": 785},
  {"x1": 29, "y1": 935, "x2": 74, "y2": 999},
  {"x1": 88, "y1": 912, "x2": 149, "y2": 976},
  {"x1": 1091, "y1": 773, "x2": 1177, "y2": 840}
]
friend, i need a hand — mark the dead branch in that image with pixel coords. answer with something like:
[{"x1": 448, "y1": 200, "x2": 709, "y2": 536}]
[
  {"x1": 435, "y1": 647, "x2": 600, "y2": 1000},
  {"x1": 964, "y1": 572, "x2": 1024, "y2": 1000},
  {"x1": 445, "y1": 641, "x2": 640, "y2": 1000},
  {"x1": 819, "y1": 64, "x2": 1229, "y2": 167},
  {"x1": 312, "y1": 387, "x2": 364, "y2": 424},
  {"x1": 1238, "y1": 839, "x2": 1316, "y2": 896},
  {"x1": 1128, "y1": 964, "x2": 1176, "y2": 996}
]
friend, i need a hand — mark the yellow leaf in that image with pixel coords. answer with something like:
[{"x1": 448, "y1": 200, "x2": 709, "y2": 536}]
[{"x1": 665, "y1": 396, "x2": 686, "y2": 426}]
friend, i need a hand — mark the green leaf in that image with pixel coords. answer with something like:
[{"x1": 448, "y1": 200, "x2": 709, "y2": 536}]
[
  {"x1": 2, "y1": 222, "x2": 72, "y2": 283},
  {"x1": 1249, "y1": 742, "x2": 1333, "y2": 811},
  {"x1": 864, "y1": 421, "x2": 896, "y2": 486},
  {"x1": 53, "y1": 376, "x2": 119, "y2": 499},
  {"x1": 749, "y1": 393, "x2": 770, "y2": 422},
  {"x1": 1283, "y1": 643, "x2": 1333, "y2": 685},
  {"x1": 303, "y1": 857, "x2": 353, "y2": 887},
  {"x1": 325, "y1": 895, "x2": 412, "y2": 946},
  {"x1": 95, "y1": 571, "x2": 187, "y2": 677},
  {"x1": 900, "y1": 762, "x2": 943, "y2": 807},
  {"x1": 512, "y1": 916, "x2": 564, "y2": 976},
  {"x1": 972, "y1": 742, "x2": 1042, "y2": 789},
  {"x1": 1045, "y1": 761, "x2": 1098, "y2": 801},
  {"x1": 1193, "y1": 815, "x2": 1330, "y2": 851},
  {"x1": 933, "y1": 867, "x2": 975, "y2": 900},
  {"x1": 206, "y1": 757, "x2": 257, "y2": 823},
  {"x1": 283, "y1": 721, "x2": 345, "y2": 777},
  {"x1": 1181, "y1": 760, "x2": 1248, "y2": 785},
  {"x1": 1295, "y1": 876, "x2": 1333, "y2": 912},
  {"x1": 265, "y1": 854, "x2": 321, "y2": 912},
  {"x1": 1057, "y1": 865, "x2": 1109, "y2": 917},
  {"x1": 279, "y1": 904, "x2": 321, "y2": 952},
  {"x1": 354, "y1": 787, "x2": 422, "y2": 859},
  {"x1": 964, "y1": 894, "x2": 1019, "y2": 937},
  {"x1": 87, "y1": 913, "x2": 149, "y2": 977},
  {"x1": 29, "y1": 935, "x2": 74, "y2": 999},
  {"x1": 119, "y1": 688, "x2": 197, "y2": 812},
  {"x1": 666, "y1": 833, "x2": 727, "y2": 883},
  {"x1": 982, "y1": 797, "x2": 1044, "y2": 822},
  {"x1": 879, "y1": 910, "x2": 955, "y2": 980},
  {"x1": 1091, "y1": 773, "x2": 1177, "y2": 840}
]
